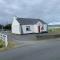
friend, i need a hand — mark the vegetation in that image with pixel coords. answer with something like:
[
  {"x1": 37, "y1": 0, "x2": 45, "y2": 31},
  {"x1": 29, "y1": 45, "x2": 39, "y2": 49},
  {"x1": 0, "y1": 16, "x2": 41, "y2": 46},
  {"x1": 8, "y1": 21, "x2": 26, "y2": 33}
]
[
  {"x1": 48, "y1": 28, "x2": 60, "y2": 33},
  {"x1": 0, "y1": 41, "x2": 16, "y2": 52},
  {"x1": 0, "y1": 24, "x2": 11, "y2": 31},
  {"x1": 0, "y1": 24, "x2": 3, "y2": 29},
  {"x1": 0, "y1": 40, "x2": 4, "y2": 48},
  {"x1": 3, "y1": 24, "x2": 11, "y2": 30}
]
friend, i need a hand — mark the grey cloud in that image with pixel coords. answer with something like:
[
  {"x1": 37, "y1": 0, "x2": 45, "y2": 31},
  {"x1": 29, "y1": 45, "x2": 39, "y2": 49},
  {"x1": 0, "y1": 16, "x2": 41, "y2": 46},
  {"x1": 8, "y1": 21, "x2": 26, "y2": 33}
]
[{"x1": 0, "y1": 0, "x2": 60, "y2": 25}]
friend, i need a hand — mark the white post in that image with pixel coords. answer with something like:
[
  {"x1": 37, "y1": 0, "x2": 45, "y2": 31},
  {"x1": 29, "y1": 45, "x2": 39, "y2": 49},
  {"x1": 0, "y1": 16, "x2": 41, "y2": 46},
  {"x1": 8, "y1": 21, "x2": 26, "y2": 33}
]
[{"x1": 5, "y1": 35, "x2": 8, "y2": 47}]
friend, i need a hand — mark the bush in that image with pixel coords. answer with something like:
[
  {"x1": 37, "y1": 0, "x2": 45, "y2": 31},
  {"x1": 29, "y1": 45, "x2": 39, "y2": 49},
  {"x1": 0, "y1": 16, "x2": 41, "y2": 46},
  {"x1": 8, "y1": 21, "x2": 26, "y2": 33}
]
[{"x1": 0, "y1": 40, "x2": 4, "y2": 48}]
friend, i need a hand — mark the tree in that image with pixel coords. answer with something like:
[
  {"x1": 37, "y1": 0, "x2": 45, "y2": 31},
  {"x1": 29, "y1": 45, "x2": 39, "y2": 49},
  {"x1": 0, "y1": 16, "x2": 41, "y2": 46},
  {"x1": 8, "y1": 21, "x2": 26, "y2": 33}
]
[
  {"x1": 0, "y1": 24, "x2": 3, "y2": 29},
  {"x1": 4, "y1": 24, "x2": 11, "y2": 30}
]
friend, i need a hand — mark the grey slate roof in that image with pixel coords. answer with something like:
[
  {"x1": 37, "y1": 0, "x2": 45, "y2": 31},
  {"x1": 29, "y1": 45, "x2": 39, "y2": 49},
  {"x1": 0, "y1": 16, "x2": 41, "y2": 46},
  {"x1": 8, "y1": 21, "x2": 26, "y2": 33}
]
[{"x1": 16, "y1": 17, "x2": 47, "y2": 25}]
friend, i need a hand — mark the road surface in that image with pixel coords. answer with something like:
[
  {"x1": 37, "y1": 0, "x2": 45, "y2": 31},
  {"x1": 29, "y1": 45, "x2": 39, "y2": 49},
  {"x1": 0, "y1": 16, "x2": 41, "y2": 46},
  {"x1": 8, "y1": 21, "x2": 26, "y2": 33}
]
[{"x1": 0, "y1": 39, "x2": 60, "y2": 60}]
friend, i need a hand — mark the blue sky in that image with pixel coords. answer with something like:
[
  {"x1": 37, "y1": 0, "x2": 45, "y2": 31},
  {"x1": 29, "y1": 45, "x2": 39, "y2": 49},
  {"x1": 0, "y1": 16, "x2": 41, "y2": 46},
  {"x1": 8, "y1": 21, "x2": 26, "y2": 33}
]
[{"x1": 0, "y1": 0, "x2": 60, "y2": 25}]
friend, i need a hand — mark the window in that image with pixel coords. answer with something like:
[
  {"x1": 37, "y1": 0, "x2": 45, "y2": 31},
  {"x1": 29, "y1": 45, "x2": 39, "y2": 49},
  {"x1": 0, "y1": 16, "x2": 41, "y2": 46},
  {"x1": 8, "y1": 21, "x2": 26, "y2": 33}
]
[{"x1": 26, "y1": 26, "x2": 31, "y2": 31}]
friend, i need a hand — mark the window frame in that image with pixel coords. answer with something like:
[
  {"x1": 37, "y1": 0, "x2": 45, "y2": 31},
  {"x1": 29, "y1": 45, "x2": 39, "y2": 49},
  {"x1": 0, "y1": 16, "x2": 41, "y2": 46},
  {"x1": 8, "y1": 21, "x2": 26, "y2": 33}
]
[{"x1": 26, "y1": 26, "x2": 31, "y2": 31}]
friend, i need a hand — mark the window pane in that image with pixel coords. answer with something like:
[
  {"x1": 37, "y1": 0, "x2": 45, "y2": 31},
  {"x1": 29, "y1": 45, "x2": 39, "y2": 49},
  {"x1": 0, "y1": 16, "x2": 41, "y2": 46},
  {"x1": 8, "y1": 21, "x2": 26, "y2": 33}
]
[{"x1": 26, "y1": 26, "x2": 30, "y2": 31}]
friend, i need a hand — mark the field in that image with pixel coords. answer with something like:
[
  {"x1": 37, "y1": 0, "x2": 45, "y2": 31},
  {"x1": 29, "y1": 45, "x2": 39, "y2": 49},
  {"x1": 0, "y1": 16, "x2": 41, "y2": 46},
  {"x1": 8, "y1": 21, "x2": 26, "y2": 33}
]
[{"x1": 48, "y1": 28, "x2": 60, "y2": 33}]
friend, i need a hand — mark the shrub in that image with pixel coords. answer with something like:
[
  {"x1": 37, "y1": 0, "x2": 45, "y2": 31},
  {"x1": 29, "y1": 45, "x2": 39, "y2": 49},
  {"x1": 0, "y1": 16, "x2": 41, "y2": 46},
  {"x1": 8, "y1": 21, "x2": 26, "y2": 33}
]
[{"x1": 0, "y1": 40, "x2": 4, "y2": 48}]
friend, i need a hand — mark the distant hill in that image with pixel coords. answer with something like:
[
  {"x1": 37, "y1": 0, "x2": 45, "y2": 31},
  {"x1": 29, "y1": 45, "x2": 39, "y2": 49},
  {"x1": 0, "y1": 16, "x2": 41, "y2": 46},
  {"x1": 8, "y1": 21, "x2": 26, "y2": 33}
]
[
  {"x1": 48, "y1": 22, "x2": 60, "y2": 25},
  {"x1": 48, "y1": 22, "x2": 60, "y2": 29},
  {"x1": 48, "y1": 25, "x2": 60, "y2": 28}
]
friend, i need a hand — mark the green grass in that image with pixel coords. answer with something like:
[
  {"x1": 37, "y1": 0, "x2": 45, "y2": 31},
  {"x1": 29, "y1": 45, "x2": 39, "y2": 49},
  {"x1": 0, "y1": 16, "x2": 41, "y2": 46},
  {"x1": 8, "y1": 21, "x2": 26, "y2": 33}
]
[
  {"x1": 48, "y1": 28, "x2": 60, "y2": 33},
  {"x1": 0, "y1": 40, "x2": 5, "y2": 48}
]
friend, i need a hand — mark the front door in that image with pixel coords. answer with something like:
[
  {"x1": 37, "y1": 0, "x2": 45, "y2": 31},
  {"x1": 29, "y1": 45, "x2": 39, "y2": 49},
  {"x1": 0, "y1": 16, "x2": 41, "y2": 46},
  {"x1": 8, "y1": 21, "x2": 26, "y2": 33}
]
[{"x1": 38, "y1": 26, "x2": 40, "y2": 33}]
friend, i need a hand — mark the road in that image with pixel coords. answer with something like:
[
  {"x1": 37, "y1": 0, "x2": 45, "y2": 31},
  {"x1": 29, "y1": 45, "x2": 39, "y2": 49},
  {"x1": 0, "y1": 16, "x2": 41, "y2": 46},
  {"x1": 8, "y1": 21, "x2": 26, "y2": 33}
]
[
  {"x1": 0, "y1": 39, "x2": 60, "y2": 60},
  {"x1": 0, "y1": 31, "x2": 60, "y2": 60}
]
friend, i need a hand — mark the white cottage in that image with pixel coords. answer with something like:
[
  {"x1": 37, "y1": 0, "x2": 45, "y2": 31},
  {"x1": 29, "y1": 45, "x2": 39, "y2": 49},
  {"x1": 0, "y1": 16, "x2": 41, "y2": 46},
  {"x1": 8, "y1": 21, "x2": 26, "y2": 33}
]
[{"x1": 12, "y1": 17, "x2": 48, "y2": 34}]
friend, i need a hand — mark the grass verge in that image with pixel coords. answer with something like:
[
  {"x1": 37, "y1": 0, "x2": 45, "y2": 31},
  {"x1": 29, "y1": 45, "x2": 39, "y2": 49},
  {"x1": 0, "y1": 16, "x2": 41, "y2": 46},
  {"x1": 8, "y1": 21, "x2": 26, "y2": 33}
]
[{"x1": 0, "y1": 41, "x2": 16, "y2": 52}]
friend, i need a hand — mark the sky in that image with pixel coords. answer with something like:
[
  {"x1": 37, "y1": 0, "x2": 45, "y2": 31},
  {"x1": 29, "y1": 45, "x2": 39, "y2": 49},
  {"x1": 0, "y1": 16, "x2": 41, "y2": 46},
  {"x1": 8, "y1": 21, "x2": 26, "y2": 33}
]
[{"x1": 0, "y1": 0, "x2": 60, "y2": 25}]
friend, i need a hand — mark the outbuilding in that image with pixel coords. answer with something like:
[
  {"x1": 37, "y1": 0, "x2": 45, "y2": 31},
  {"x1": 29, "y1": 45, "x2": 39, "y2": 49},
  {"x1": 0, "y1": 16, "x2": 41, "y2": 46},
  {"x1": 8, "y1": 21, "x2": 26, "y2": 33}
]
[{"x1": 12, "y1": 16, "x2": 48, "y2": 34}]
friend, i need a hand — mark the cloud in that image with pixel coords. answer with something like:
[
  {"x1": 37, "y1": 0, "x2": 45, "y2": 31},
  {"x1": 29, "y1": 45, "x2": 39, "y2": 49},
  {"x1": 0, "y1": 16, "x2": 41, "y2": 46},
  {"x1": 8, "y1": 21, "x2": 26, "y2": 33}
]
[
  {"x1": 0, "y1": 0, "x2": 60, "y2": 24},
  {"x1": 0, "y1": 0, "x2": 6, "y2": 4}
]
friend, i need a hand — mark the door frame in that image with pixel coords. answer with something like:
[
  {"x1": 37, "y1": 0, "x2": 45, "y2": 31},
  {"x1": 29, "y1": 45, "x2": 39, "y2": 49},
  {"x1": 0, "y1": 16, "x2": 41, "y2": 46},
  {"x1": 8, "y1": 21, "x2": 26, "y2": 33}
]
[{"x1": 38, "y1": 26, "x2": 40, "y2": 33}]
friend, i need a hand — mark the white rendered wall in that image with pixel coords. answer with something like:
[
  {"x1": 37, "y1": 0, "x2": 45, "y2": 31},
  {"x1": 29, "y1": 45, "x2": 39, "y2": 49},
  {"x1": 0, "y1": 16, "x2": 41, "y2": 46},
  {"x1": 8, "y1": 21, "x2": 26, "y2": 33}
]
[
  {"x1": 22, "y1": 25, "x2": 34, "y2": 34},
  {"x1": 34, "y1": 22, "x2": 48, "y2": 33},
  {"x1": 33, "y1": 25, "x2": 39, "y2": 33},
  {"x1": 12, "y1": 17, "x2": 21, "y2": 34},
  {"x1": 43, "y1": 24, "x2": 48, "y2": 31}
]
